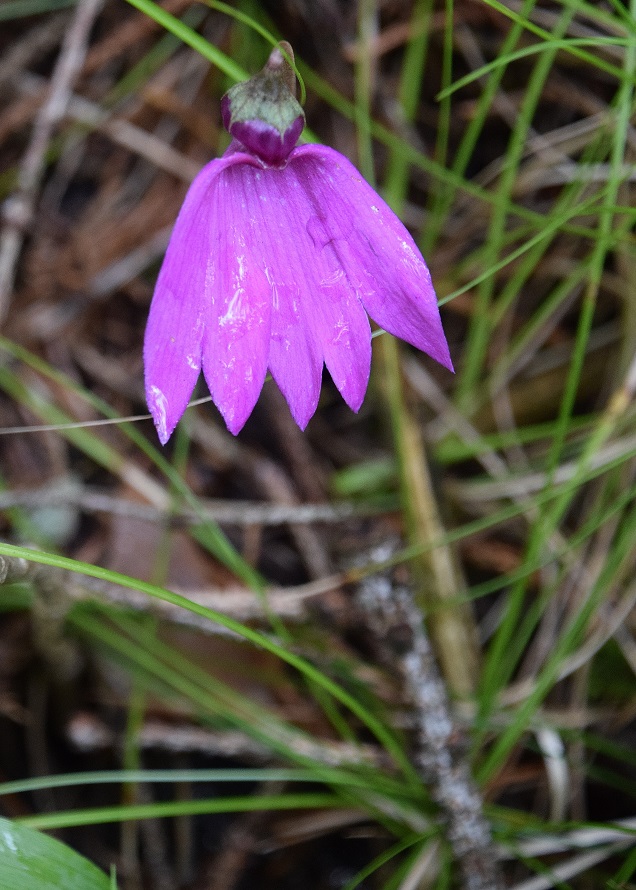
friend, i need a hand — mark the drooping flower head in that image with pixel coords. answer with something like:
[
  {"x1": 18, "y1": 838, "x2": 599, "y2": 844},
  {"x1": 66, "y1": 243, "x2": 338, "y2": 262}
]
[{"x1": 144, "y1": 43, "x2": 452, "y2": 444}]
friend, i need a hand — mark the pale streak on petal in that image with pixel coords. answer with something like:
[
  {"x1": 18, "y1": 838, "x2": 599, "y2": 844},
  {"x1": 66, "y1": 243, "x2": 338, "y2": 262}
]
[{"x1": 147, "y1": 385, "x2": 169, "y2": 445}]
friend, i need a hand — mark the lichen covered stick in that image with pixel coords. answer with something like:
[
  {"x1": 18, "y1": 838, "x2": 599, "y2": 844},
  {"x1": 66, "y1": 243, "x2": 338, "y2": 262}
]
[{"x1": 144, "y1": 43, "x2": 452, "y2": 443}]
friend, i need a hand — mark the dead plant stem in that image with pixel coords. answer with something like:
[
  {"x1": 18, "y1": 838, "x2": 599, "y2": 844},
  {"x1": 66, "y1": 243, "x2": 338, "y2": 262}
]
[
  {"x1": 355, "y1": 541, "x2": 503, "y2": 890},
  {"x1": 0, "y1": 0, "x2": 104, "y2": 322}
]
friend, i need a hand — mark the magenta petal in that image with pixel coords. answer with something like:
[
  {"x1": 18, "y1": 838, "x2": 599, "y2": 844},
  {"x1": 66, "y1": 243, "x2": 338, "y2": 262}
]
[
  {"x1": 218, "y1": 162, "x2": 324, "y2": 428},
  {"x1": 268, "y1": 281, "x2": 322, "y2": 429},
  {"x1": 143, "y1": 160, "x2": 224, "y2": 444},
  {"x1": 300, "y1": 229, "x2": 372, "y2": 412},
  {"x1": 220, "y1": 160, "x2": 375, "y2": 424},
  {"x1": 290, "y1": 145, "x2": 454, "y2": 372},
  {"x1": 200, "y1": 161, "x2": 273, "y2": 435}
]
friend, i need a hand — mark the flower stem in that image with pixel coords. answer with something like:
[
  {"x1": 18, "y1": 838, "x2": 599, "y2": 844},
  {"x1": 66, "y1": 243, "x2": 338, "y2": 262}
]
[{"x1": 377, "y1": 334, "x2": 480, "y2": 699}]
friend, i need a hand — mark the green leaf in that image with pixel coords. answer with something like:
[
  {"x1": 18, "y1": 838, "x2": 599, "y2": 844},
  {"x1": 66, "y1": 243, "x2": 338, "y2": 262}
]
[{"x1": 0, "y1": 816, "x2": 111, "y2": 889}]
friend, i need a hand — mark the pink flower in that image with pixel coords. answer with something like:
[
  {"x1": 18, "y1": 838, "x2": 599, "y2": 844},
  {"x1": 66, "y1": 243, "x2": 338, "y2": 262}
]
[{"x1": 144, "y1": 45, "x2": 452, "y2": 444}]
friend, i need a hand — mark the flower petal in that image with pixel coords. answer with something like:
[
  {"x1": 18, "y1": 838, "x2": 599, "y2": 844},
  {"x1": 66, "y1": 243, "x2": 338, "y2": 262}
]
[
  {"x1": 301, "y1": 215, "x2": 372, "y2": 411},
  {"x1": 268, "y1": 278, "x2": 323, "y2": 428},
  {"x1": 219, "y1": 162, "x2": 324, "y2": 428},
  {"x1": 144, "y1": 160, "x2": 224, "y2": 444},
  {"x1": 200, "y1": 158, "x2": 273, "y2": 435},
  {"x1": 223, "y1": 160, "x2": 374, "y2": 425},
  {"x1": 290, "y1": 145, "x2": 453, "y2": 372}
]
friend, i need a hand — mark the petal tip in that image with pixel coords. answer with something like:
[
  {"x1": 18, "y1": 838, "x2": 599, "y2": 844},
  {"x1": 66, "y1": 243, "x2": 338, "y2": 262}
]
[
  {"x1": 435, "y1": 340, "x2": 455, "y2": 374},
  {"x1": 291, "y1": 402, "x2": 320, "y2": 430},
  {"x1": 435, "y1": 348, "x2": 454, "y2": 374},
  {"x1": 213, "y1": 390, "x2": 259, "y2": 436},
  {"x1": 147, "y1": 384, "x2": 178, "y2": 445},
  {"x1": 270, "y1": 384, "x2": 317, "y2": 430},
  {"x1": 223, "y1": 414, "x2": 247, "y2": 436}
]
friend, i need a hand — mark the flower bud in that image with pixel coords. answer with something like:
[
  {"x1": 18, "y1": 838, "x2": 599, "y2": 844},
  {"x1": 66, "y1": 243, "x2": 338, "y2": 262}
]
[{"x1": 221, "y1": 42, "x2": 305, "y2": 166}]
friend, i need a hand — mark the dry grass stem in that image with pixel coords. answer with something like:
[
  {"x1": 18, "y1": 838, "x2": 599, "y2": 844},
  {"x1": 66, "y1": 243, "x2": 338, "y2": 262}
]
[
  {"x1": 355, "y1": 542, "x2": 502, "y2": 890},
  {"x1": 0, "y1": 0, "x2": 104, "y2": 321},
  {"x1": 381, "y1": 336, "x2": 481, "y2": 697}
]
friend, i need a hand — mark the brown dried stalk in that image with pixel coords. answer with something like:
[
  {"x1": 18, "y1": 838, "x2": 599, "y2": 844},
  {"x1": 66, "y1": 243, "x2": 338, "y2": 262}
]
[
  {"x1": 355, "y1": 542, "x2": 504, "y2": 890},
  {"x1": 0, "y1": 0, "x2": 104, "y2": 322}
]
